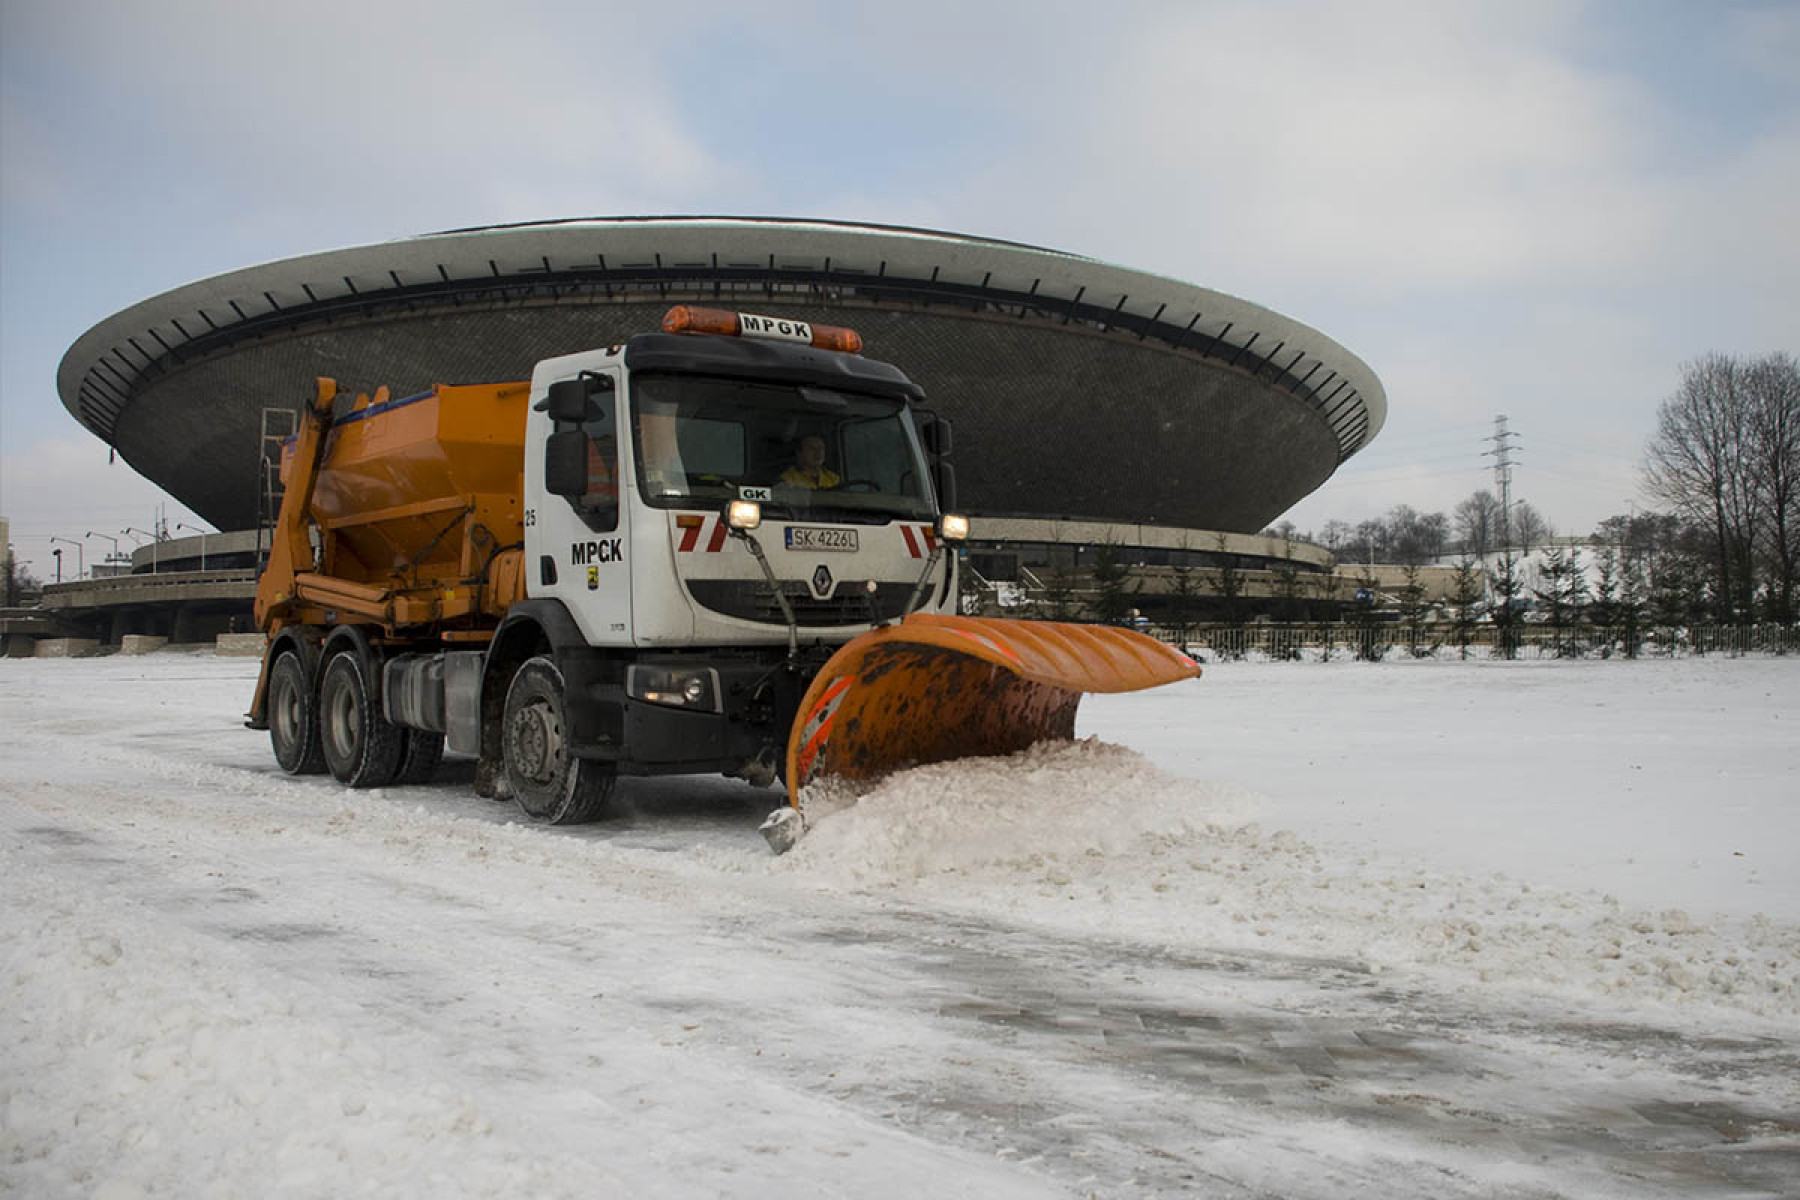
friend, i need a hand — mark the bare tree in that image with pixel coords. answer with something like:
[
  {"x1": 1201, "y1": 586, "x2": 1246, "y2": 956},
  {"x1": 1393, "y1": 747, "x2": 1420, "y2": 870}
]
[
  {"x1": 1454, "y1": 490, "x2": 1501, "y2": 558},
  {"x1": 1645, "y1": 354, "x2": 1763, "y2": 620},
  {"x1": 3, "y1": 556, "x2": 41, "y2": 607},
  {"x1": 1508, "y1": 500, "x2": 1553, "y2": 553},
  {"x1": 1745, "y1": 353, "x2": 1800, "y2": 622},
  {"x1": 1261, "y1": 519, "x2": 1299, "y2": 542},
  {"x1": 1318, "y1": 519, "x2": 1356, "y2": 556},
  {"x1": 1352, "y1": 518, "x2": 1386, "y2": 566},
  {"x1": 1387, "y1": 505, "x2": 1449, "y2": 565}
]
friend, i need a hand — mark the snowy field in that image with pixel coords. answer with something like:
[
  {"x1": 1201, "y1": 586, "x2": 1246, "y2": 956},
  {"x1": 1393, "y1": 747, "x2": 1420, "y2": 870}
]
[{"x1": 3, "y1": 651, "x2": 1797, "y2": 1198}]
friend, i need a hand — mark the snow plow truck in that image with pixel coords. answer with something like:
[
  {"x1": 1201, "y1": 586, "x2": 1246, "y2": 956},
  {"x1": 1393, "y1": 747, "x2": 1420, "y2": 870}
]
[{"x1": 246, "y1": 305, "x2": 1199, "y2": 850}]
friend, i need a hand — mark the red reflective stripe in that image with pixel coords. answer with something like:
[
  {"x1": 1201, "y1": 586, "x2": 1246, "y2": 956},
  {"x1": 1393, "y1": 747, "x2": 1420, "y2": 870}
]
[
  {"x1": 705, "y1": 517, "x2": 729, "y2": 553},
  {"x1": 677, "y1": 522, "x2": 702, "y2": 553},
  {"x1": 796, "y1": 676, "x2": 855, "y2": 781},
  {"x1": 900, "y1": 526, "x2": 921, "y2": 558},
  {"x1": 920, "y1": 525, "x2": 937, "y2": 551},
  {"x1": 797, "y1": 720, "x2": 832, "y2": 782}
]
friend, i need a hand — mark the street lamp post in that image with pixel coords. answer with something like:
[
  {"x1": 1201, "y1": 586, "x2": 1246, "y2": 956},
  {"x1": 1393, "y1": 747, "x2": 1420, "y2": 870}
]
[
  {"x1": 123, "y1": 526, "x2": 160, "y2": 573},
  {"x1": 85, "y1": 531, "x2": 122, "y2": 572},
  {"x1": 49, "y1": 536, "x2": 84, "y2": 579},
  {"x1": 176, "y1": 522, "x2": 210, "y2": 570}
]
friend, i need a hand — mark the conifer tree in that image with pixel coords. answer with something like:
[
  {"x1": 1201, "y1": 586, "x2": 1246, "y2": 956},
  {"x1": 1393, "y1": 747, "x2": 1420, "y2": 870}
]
[
  {"x1": 1449, "y1": 557, "x2": 1481, "y2": 660},
  {"x1": 1088, "y1": 541, "x2": 1137, "y2": 626},
  {"x1": 1490, "y1": 553, "x2": 1522, "y2": 659}
]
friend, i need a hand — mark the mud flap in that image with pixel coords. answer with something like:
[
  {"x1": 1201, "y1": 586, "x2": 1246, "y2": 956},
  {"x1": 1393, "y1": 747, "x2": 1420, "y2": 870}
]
[{"x1": 781, "y1": 614, "x2": 1200, "y2": 817}]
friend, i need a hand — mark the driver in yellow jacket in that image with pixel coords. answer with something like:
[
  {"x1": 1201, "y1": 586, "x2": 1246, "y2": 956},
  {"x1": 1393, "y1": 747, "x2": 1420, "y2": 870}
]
[{"x1": 780, "y1": 434, "x2": 842, "y2": 490}]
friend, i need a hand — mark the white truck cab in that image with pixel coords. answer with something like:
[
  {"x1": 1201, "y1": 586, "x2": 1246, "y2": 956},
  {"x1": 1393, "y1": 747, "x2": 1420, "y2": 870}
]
[{"x1": 501, "y1": 307, "x2": 964, "y2": 794}]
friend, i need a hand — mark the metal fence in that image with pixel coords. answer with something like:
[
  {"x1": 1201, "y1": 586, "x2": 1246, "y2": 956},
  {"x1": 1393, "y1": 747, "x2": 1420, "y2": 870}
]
[{"x1": 1155, "y1": 622, "x2": 1800, "y2": 662}]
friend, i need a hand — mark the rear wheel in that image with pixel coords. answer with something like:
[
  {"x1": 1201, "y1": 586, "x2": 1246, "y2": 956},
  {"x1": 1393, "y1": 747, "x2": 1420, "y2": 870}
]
[
  {"x1": 502, "y1": 655, "x2": 614, "y2": 824},
  {"x1": 319, "y1": 652, "x2": 405, "y2": 788},
  {"x1": 268, "y1": 651, "x2": 325, "y2": 775}
]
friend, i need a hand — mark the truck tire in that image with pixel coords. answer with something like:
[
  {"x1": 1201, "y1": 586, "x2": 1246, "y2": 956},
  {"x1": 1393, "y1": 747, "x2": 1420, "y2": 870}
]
[
  {"x1": 318, "y1": 652, "x2": 405, "y2": 788},
  {"x1": 268, "y1": 651, "x2": 326, "y2": 776},
  {"x1": 394, "y1": 730, "x2": 445, "y2": 786},
  {"x1": 502, "y1": 655, "x2": 615, "y2": 824}
]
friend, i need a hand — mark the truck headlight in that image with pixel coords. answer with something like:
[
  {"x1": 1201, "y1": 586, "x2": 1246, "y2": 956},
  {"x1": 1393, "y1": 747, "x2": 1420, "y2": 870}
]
[
  {"x1": 627, "y1": 664, "x2": 722, "y2": 712},
  {"x1": 727, "y1": 500, "x2": 762, "y2": 530},
  {"x1": 937, "y1": 514, "x2": 970, "y2": 541}
]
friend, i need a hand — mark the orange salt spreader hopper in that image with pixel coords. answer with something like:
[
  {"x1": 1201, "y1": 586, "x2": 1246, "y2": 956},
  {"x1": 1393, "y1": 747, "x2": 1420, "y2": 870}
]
[{"x1": 761, "y1": 613, "x2": 1200, "y2": 850}]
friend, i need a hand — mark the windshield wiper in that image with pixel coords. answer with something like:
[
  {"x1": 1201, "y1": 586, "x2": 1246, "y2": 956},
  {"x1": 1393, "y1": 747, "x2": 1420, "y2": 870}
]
[{"x1": 788, "y1": 503, "x2": 927, "y2": 525}]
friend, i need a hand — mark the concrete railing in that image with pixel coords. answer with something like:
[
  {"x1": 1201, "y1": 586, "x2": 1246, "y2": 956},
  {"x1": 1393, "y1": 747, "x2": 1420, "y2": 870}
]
[{"x1": 39, "y1": 570, "x2": 258, "y2": 609}]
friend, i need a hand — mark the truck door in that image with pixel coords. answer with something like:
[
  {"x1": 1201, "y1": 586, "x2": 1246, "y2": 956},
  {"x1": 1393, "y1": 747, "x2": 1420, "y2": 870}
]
[{"x1": 525, "y1": 360, "x2": 632, "y2": 647}]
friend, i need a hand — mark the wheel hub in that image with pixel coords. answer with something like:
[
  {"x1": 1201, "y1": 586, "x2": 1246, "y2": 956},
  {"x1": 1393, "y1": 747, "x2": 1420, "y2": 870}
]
[
  {"x1": 513, "y1": 699, "x2": 561, "y2": 785},
  {"x1": 274, "y1": 686, "x2": 298, "y2": 742},
  {"x1": 325, "y1": 684, "x2": 357, "y2": 759}
]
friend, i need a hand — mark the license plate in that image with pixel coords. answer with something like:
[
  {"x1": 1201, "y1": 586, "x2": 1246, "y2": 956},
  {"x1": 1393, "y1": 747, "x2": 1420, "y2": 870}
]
[{"x1": 785, "y1": 526, "x2": 858, "y2": 552}]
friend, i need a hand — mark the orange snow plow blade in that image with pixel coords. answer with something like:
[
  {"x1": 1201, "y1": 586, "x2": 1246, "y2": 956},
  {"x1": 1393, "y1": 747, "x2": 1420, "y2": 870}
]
[{"x1": 783, "y1": 614, "x2": 1200, "y2": 810}]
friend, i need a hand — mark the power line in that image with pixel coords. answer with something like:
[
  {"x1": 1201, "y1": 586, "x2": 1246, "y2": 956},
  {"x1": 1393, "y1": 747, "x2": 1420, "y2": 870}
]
[
  {"x1": 1361, "y1": 425, "x2": 1491, "y2": 446},
  {"x1": 1336, "y1": 450, "x2": 1497, "y2": 475},
  {"x1": 1320, "y1": 465, "x2": 1489, "y2": 489},
  {"x1": 1355, "y1": 431, "x2": 1494, "y2": 455},
  {"x1": 1368, "y1": 418, "x2": 1493, "y2": 440}
]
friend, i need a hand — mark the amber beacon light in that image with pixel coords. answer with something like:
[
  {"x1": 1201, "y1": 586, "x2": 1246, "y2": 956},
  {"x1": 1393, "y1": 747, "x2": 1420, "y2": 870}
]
[{"x1": 662, "y1": 305, "x2": 863, "y2": 354}]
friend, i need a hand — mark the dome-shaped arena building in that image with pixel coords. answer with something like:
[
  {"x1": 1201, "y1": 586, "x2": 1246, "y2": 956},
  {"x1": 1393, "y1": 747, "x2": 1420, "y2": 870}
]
[{"x1": 51, "y1": 217, "x2": 1386, "y2": 629}]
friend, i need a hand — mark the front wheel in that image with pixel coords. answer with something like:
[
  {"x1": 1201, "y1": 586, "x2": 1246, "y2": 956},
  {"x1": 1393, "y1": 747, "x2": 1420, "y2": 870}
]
[{"x1": 502, "y1": 656, "x2": 614, "y2": 824}]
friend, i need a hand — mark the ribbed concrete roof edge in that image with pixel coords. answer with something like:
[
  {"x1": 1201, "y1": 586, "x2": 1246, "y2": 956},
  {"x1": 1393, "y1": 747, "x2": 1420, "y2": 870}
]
[{"x1": 58, "y1": 216, "x2": 1385, "y2": 452}]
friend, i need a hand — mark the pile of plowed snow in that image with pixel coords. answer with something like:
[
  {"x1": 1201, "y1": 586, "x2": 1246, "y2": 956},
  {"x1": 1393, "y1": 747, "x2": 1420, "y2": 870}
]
[
  {"x1": 780, "y1": 740, "x2": 1799, "y2": 1027},
  {"x1": 784, "y1": 738, "x2": 1261, "y2": 882}
]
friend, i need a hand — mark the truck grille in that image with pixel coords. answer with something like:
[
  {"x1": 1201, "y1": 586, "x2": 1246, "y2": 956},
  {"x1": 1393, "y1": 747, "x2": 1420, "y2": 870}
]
[{"x1": 686, "y1": 580, "x2": 918, "y2": 627}]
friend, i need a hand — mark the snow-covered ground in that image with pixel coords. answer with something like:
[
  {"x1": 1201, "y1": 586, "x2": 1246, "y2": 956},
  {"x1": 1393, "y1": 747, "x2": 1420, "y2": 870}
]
[{"x1": 3, "y1": 651, "x2": 1797, "y2": 1198}]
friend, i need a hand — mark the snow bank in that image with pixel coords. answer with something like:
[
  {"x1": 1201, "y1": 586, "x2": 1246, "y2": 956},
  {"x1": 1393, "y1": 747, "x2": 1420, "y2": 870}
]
[
  {"x1": 778, "y1": 740, "x2": 1800, "y2": 1028},
  {"x1": 784, "y1": 738, "x2": 1261, "y2": 884}
]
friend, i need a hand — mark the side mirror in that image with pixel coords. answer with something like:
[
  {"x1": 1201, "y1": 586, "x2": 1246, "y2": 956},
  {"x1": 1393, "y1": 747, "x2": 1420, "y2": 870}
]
[
  {"x1": 920, "y1": 413, "x2": 953, "y2": 458},
  {"x1": 543, "y1": 379, "x2": 592, "y2": 424},
  {"x1": 545, "y1": 429, "x2": 588, "y2": 497},
  {"x1": 933, "y1": 462, "x2": 957, "y2": 513}
]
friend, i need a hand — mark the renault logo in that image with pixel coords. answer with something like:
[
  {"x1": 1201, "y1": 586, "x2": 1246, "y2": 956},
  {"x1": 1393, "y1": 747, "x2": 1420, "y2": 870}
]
[{"x1": 811, "y1": 564, "x2": 833, "y2": 597}]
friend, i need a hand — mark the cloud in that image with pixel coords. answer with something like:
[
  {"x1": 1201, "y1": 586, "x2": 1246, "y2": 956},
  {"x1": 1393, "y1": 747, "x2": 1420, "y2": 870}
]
[
  {"x1": 3, "y1": 0, "x2": 1795, "y2": 544},
  {"x1": 931, "y1": 2, "x2": 1676, "y2": 297},
  {"x1": 3, "y1": 1, "x2": 737, "y2": 248},
  {"x1": 1718, "y1": 3, "x2": 1800, "y2": 92}
]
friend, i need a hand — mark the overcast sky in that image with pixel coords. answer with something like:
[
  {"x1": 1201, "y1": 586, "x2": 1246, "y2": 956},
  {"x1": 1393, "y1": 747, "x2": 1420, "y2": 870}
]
[{"x1": 3, "y1": 0, "x2": 1796, "y2": 578}]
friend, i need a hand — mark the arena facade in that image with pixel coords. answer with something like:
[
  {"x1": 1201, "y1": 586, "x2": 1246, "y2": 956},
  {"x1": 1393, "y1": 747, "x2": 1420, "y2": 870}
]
[{"x1": 56, "y1": 217, "x2": 1384, "y2": 586}]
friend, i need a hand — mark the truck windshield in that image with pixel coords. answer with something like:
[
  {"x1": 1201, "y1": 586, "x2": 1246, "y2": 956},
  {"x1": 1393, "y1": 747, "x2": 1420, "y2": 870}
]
[{"x1": 630, "y1": 373, "x2": 935, "y2": 522}]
